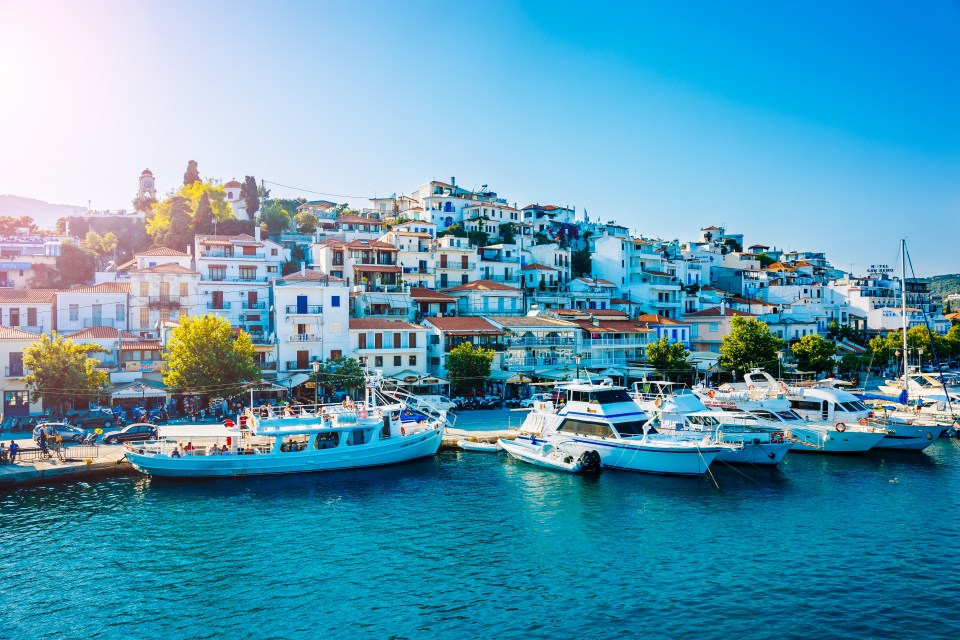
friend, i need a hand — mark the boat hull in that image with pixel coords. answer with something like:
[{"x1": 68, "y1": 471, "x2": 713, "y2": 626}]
[
  {"x1": 518, "y1": 434, "x2": 720, "y2": 475},
  {"x1": 498, "y1": 439, "x2": 583, "y2": 473},
  {"x1": 717, "y1": 442, "x2": 792, "y2": 465},
  {"x1": 125, "y1": 428, "x2": 443, "y2": 478},
  {"x1": 872, "y1": 423, "x2": 943, "y2": 451},
  {"x1": 786, "y1": 427, "x2": 886, "y2": 454}
]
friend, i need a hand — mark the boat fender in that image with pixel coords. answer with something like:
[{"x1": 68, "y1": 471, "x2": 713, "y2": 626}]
[
  {"x1": 748, "y1": 385, "x2": 756, "y2": 391},
  {"x1": 654, "y1": 397, "x2": 663, "y2": 408},
  {"x1": 858, "y1": 418, "x2": 868, "y2": 426},
  {"x1": 401, "y1": 426, "x2": 406, "y2": 436},
  {"x1": 708, "y1": 389, "x2": 717, "y2": 399},
  {"x1": 779, "y1": 381, "x2": 788, "y2": 392},
  {"x1": 359, "y1": 408, "x2": 368, "y2": 419},
  {"x1": 835, "y1": 422, "x2": 847, "y2": 432}
]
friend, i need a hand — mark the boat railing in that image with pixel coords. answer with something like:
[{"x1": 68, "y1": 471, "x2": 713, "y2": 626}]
[{"x1": 382, "y1": 387, "x2": 454, "y2": 429}]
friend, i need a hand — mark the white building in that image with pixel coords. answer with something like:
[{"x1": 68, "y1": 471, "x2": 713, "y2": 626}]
[
  {"x1": 381, "y1": 228, "x2": 435, "y2": 289},
  {"x1": 0, "y1": 289, "x2": 56, "y2": 334},
  {"x1": 485, "y1": 314, "x2": 580, "y2": 378},
  {"x1": 128, "y1": 263, "x2": 201, "y2": 335},
  {"x1": 311, "y1": 238, "x2": 400, "y2": 291},
  {"x1": 0, "y1": 326, "x2": 43, "y2": 416},
  {"x1": 442, "y1": 280, "x2": 523, "y2": 316},
  {"x1": 273, "y1": 268, "x2": 351, "y2": 377},
  {"x1": 223, "y1": 179, "x2": 247, "y2": 220},
  {"x1": 56, "y1": 282, "x2": 131, "y2": 335},
  {"x1": 349, "y1": 318, "x2": 429, "y2": 380},
  {"x1": 435, "y1": 236, "x2": 477, "y2": 290},
  {"x1": 593, "y1": 235, "x2": 682, "y2": 318},
  {"x1": 424, "y1": 316, "x2": 505, "y2": 378}
]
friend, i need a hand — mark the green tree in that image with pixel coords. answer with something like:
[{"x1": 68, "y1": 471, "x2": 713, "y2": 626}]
[
  {"x1": 645, "y1": 337, "x2": 691, "y2": 381},
  {"x1": 791, "y1": 334, "x2": 838, "y2": 373},
  {"x1": 261, "y1": 201, "x2": 292, "y2": 238},
  {"x1": 945, "y1": 324, "x2": 960, "y2": 358},
  {"x1": 826, "y1": 320, "x2": 859, "y2": 343},
  {"x1": 241, "y1": 176, "x2": 260, "y2": 220},
  {"x1": 721, "y1": 238, "x2": 742, "y2": 254},
  {"x1": 148, "y1": 196, "x2": 194, "y2": 251},
  {"x1": 755, "y1": 252, "x2": 776, "y2": 268},
  {"x1": 56, "y1": 241, "x2": 97, "y2": 287},
  {"x1": 572, "y1": 247, "x2": 592, "y2": 278},
  {"x1": 467, "y1": 230, "x2": 489, "y2": 248},
  {"x1": 719, "y1": 316, "x2": 783, "y2": 374},
  {"x1": 193, "y1": 190, "x2": 216, "y2": 235},
  {"x1": 163, "y1": 315, "x2": 261, "y2": 398},
  {"x1": 316, "y1": 356, "x2": 365, "y2": 397},
  {"x1": 294, "y1": 210, "x2": 318, "y2": 234},
  {"x1": 282, "y1": 244, "x2": 307, "y2": 275},
  {"x1": 446, "y1": 342, "x2": 494, "y2": 393},
  {"x1": 84, "y1": 230, "x2": 105, "y2": 254},
  {"x1": 183, "y1": 160, "x2": 200, "y2": 186},
  {"x1": 500, "y1": 222, "x2": 516, "y2": 244},
  {"x1": 23, "y1": 332, "x2": 110, "y2": 412}
]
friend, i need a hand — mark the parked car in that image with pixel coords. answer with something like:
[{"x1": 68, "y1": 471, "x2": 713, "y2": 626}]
[
  {"x1": 101, "y1": 423, "x2": 158, "y2": 445},
  {"x1": 65, "y1": 408, "x2": 117, "y2": 430},
  {"x1": 32, "y1": 422, "x2": 90, "y2": 443}
]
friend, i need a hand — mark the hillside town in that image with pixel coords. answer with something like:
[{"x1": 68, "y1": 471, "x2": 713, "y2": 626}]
[{"x1": 0, "y1": 167, "x2": 955, "y2": 419}]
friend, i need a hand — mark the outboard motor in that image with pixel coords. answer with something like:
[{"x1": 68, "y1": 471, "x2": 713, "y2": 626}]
[{"x1": 578, "y1": 450, "x2": 603, "y2": 473}]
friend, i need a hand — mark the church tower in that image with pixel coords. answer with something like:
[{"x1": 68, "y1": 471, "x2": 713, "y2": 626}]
[{"x1": 138, "y1": 168, "x2": 156, "y2": 201}]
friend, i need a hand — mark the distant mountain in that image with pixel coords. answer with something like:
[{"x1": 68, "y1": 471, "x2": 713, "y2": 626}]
[
  {"x1": 0, "y1": 195, "x2": 85, "y2": 229},
  {"x1": 929, "y1": 274, "x2": 960, "y2": 299}
]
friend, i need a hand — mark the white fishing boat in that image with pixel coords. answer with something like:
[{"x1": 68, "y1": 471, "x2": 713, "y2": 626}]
[
  {"x1": 498, "y1": 437, "x2": 600, "y2": 473},
  {"x1": 634, "y1": 384, "x2": 791, "y2": 465},
  {"x1": 124, "y1": 373, "x2": 447, "y2": 478},
  {"x1": 517, "y1": 377, "x2": 733, "y2": 475},
  {"x1": 457, "y1": 439, "x2": 501, "y2": 452}
]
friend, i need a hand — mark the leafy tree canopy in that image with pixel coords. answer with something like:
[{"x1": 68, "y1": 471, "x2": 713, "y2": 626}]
[
  {"x1": 755, "y1": 252, "x2": 776, "y2": 268},
  {"x1": 183, "y1": 160, "x2": 200, "y2": 186},
  {"x1": 261, "y1": 201, "x2": 292, "y2": 238},
  {"x1": 315, "y1": 356, "x2": 365, "y2": 396},
  {"x1": 719, "y1": 316, "x2": 783, "y2": 374},
  {"x1": 645, "y1": 337, "x2": 691, "y2": 381},
  {"x1": 23, "y1": 332, "x2": 110, "y2": 411},
  {"x1": 571, "y1": 247, "x2": 592, "y2": 279},
  {"x1": 446, "y1": 342, "x2": 494, "y2": 393},
  {"x1": 163, "y1": 315, "x2": 261, "y2": 398},
  {"x1": 294, "y1": 210, "x2": 318, "y2": 234},
  {"x1": 146, "y1": 181, "x2": 234, "y2": 249},
  {"x1": 0, "y1": 215, "x2": 36, "y2": 235},
  {"x1": 790, "y1": 334, "x2": 838, "y2": 374}
]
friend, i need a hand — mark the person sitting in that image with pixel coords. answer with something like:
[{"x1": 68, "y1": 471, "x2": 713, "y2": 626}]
[
  {"x1": 208, "y1": 445, "x2": 219, "y2": 456},
  {"x1": 170, "y1": 447, "x2": 181, "y2": 458},
  {"x1": 221, "y1": 445, "x2": 231, "y2": 455}
]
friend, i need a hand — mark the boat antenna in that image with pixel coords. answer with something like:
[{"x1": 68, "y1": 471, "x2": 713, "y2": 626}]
[{"x1": 900, "y1": 238, "x2": 909, "y2": 405}]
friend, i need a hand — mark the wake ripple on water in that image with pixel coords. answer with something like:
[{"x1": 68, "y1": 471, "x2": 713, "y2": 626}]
[{"x1": 1, "y1": 444, "x2": 959, "y2": 639}]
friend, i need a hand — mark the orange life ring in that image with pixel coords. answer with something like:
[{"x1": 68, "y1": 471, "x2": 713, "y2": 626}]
[
  {"x1": 857, "y1": 417, "x2": 868, "y2": 426},
  {"x1": 707, "y1": 389, "x2": 717, "y2": 399},
  {"x1": 779, "y1": 382, "x2": 788, "y2": 392},
  {"x1": 835, "y1": 422, "x2": 847, "y2": 432},
  {"x1": 401, "y1": 426, "x2": 406, "y2": 436},
  {"x1": 748, "y1": 385, "x2": 756, "y2": 391}
]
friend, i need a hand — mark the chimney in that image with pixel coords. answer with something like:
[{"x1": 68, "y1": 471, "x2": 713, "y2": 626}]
[
  {"x1": 254, "y1": 226, "x2": 261, "y2": 242},
  {"x1": 720, "y1": 299, "x2": 727, "y2": 314},
  {"x1": 301, "y1": 262, "x2": 306, "y2": 277},
  {"x1": 451, "y1": 176, "x2": 456, "y2": 188}
]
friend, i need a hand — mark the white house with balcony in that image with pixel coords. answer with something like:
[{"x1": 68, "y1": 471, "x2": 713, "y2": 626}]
[
  {"x1": 409, "y1": 179, "x2": 509, "y2": 231},
  {"x1": 381, "y1": 229, "x2": 436, "y2": 290},
  {"x1": 434, "y1": 236, "x2": 477, "y2": 289},
  {"x1": 594, "y1": 235, "x2": 683, "y2": 318},
  {"x1": 131, "y1": 246, "x2": 194, "y2": 270},
  {"x1": 0, "y1": 326, "x2": 44, "y2": 416},
  {"x1": 349, "y1": 318, "x2": 428, "y2": 381},
  {"x1": 442, "y1": 280, "x2": 523, "y2": 316},
  {"x1": 566, "y1": 316, "x2": 653, "y2": 377},
  {"x1": 485, "y1": 314, "x2": 579, "y2": 379},
  {"x1": 311, "y1": 238, "x2": 400, "y2": 291},
  {"x1": 56, "y1": 282, "x2": 131, "y2": 335},
  {"x1": 128, "y1": 263, "x2": 200, "y2": 335},
  {"x1": 0, "y1": 289, "x2": 55, "y2": 334},
  {"x1": 195, "y1": 229, "x2": 282, "y2": 348},
  {"x1": 273, "y1": 267, "x2": 350, "y2": 378},
  {"x1": 424, "y1": 316, "x2": 505, "y2": 379}
]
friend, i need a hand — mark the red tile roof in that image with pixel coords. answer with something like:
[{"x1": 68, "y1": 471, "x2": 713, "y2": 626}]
[
  {"x1": 635, "y1": 313, "x2": 683, "y2": 325},
  {"x1": 684, "y1": 306, "x2": 755, "y2": 318},
  {"x1": 197, "y1": 234, "x2": 263, "y2": 246},
  {"x1": 60, "y1": 282, "x2": 131, "y2": 294},
  {"x1": 224, "y1": 180, "x2": 243, "y2": 188},
  {"x1": 484, "y1": 315, "x2": 577, "y2": 328},
  {"x1": 442, "y1": 280, "x2": 520, "y2": 293},
  {"x1": 137, "y1": 246, "x2": 190, "y2": 257},
  {"x1": 589, "y1": 309, "x2": 630, "y2": 317},
  {"x1": 572, "y1": 320, "x2": 654, "y2": 334},
  {"x1": 0, "y1": 326, "x2": 40, "y2": 340},
  {"x1": 130, "y1": 263, "x2": 199, "y2": 275},
  {"x1": 279, "y1": 269, "x2": 343, "y2": 283},
  {"x1": 353, "y1": 264, "x2": 401, "y2": 273},
  {"x1": 68, "y1": 326, "x2": 140, "y2": 340},
  {"x1": 520, "y1": 263, "x2": 557, "y2": 271},
  {"x1": 319, "y1": 239, "x2": 397, "y2": 251},
  {"x1": 425, "y1": 317, "x2": 502, "y2": 335},
  {"x1": 408, "y1": 287, "x2": 456, "y2": 302},
  {"x1": 610, "y1": 298, "x2": 634, "y2": 305},
  {"x1": 349, "y1": 319, "x2": 426, "y2": 331},
  {"x1": 0, "y1": 289, "x2": 56, "y2": 303}
]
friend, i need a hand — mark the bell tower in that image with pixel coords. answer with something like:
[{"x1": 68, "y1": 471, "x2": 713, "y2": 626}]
[{"x1": 138, "y1": 168, "x2": 156, "y2": 201}]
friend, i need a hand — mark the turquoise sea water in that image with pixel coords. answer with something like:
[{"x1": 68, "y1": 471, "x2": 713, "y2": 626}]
[{"x1": 2, "y1": 442, "x2": 960, "y2": 640}]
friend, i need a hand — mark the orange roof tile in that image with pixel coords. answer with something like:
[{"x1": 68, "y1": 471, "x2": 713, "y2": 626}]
[
  {"x1": 520, "y1": 263, "x2": 557, "y2": 271},
  {"x1": 60, "y1": 282, "x2": 131, "y2": 294},
  {"x1": 684, "y1": 306, "x2": 755, "y2": 318},
  {"x1": 279, "y1": 269, "x2": 343, "y2": 283},
  {"x1": 137, "y1": 246, "x2": 190, "y2": 257},
  {"x1": 408, "y1": 287, "x2": 456, "y2": 302},
  {"x1": 425, "y1": 317, "x2": 502, "y2": 334},
  {"x1": 349, "y1": 319, "x2": 426, "y2": 331},
  {"x1": 68, "y1": 326, "x2": 140, "y2": 340},
  {"x1": 442, "y1": 280, "x2": 520, "y2": 293},
  {"x1": 484, "y1": 315, "x2": 577, "y2": 328},
  {"x1": 0, "y1": 326, "x2": 40, "y2": 340},
  {"x1": 0, "y1": 289, "x2": 56, "y2": 303}
]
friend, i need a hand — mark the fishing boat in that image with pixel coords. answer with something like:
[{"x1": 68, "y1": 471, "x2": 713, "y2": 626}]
[
  {"x1": 457, "y1": 439, "x2": 501, "y2": 452},
  {"x1": 517, "y1": 377, "x2": 732, "y2": 475},
  {"x1": 498, "y1": 437, "x2": 601, "y2": 473},
  {"x1": 124, "y1": 373, "x2": 447, "y2": 478},
  {"x1": 634, "y1": 383, "x2": 791, "y2": 465}
]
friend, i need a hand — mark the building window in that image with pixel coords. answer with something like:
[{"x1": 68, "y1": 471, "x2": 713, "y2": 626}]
[
  {"x1": 271, "y1": 248, "x2": 278, "y2": 256},
  {"x1": 375, "y1": 356, "x2": 383, "y2": 367},
  {"x1": 140, "y1": 282, "x2": 149, "y2": 297},
  {"x1": 180, "y1": 283, "x2": 189, "y2": 297},
  {"x1": 69, "y1": 304, "x2": 79, "y2": 321},
  {"x1": 330, "y1": 322, "x2": 342, "y2": 333},
  {"x1": 331, "y1": 296, "x2": 340, "y2": 308},
  {"x1": 267, "y1": 266, "x2": 278, "y2": 274},
  {"x1": 140, "y1": 308, "x2": 150, "y2": 329},
  {"x1": 394, "y1": 356, "x2": 401, "y2": 366},
  {"x1": 209, "y1": 266, "x2": 226, "y2": 280},
  {"x1": 409, "y1": 355, "x2": 417, "y2": 366},
  {"x1": 330, "y1": 350, "x2": 342, "y2": 359},
  {"x1": 709, "y1": 323, "x2": 719, "y2": 332},
  {"x1": 239, "y1": 266, "x2": 257, "y2": 280}
]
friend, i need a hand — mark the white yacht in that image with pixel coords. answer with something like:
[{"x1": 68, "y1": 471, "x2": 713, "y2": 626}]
[
  {"x1": 879, "y1": 371, "x2": 960, "y2": 400},
  {"x1": 634, "y1": 384, "x2": 791, "y2": 465},
  {"x1": 124, "y1": 376, "x2": 446, "y2": 478},
  {"x1": 516, "y1": 378, "x2": 732, "y2": 475}
]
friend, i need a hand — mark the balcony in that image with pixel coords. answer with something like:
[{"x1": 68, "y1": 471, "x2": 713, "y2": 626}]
[
  {"x1": 582, "y1": 338, "x2": 649, "y2": 347},
  {"x1": 287, "y1": 334, "x2": 321, "y2": 342},
  {"x1": 360, "y1": 307, "x2": 409, "y2": 317},
  {"x1": 285, "y1": 304, "x2": 323, "y2": 314},
  {"x1": 260, "y1": 361, "x2": 278, "y2": 371},
  {"x1": 5, "y1": 365, "x2": 25, "y2": 377},
  {"x1": 206, "y1": 302, "x2": 233, "y2": 310},
  {"x1": 247, "y1": 332, "x2": 272, "y2": 344},
  {"x1": 205, "y1": 276, "x2": 269, "y2": 283},
  {"x1": 146, "y1": 296, "x2": 181, "y2": 309},
  {"x1": 503, "y1": 356, "x2": 575, "y2": 371},
  {"x1": 241, "y1": 301, "x2": 267, "y2": 310},
  {"x1": 200, "y1": 250, "x2": 266, "y2": 259},
  {"x1": 505, "y1": 337, "x2": 577, "y2": 347},
  {"x1": 438, "y1": 261, "x2": 477, "y2": 270},
  {"x1": 285, "y1": 357, "x2": 323, "y2": 371}
]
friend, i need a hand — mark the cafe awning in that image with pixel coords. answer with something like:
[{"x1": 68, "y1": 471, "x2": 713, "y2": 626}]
[
  {"x1": 389, "y1": 370, "x2": 422, "y2": 384},
  {"x1": 506, "y1": 374, "x2": 533, "y2": 384},
  {"x1": 111, "y1": 380, "x2": 169, "y2": 399}
]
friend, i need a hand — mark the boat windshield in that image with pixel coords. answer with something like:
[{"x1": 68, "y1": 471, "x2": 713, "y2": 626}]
[
  {"x1": 556, "y1": 418, "x2": 615, "y2": 438},
  {"x1": 569, "y1": 389, "x2": 633, "y2": 404},
  {"x1": 837, "y1": 401, "x2": 868, "y2": 413},
  {"x1": 777, "y1": 410, "x2": 802, "y2": 421},
  {"x1": 687, "y1": 415, "x2": 721, "y2": 427},
  {"x1": 611, "y1": 419, "x2": 647, "y2": 437}
]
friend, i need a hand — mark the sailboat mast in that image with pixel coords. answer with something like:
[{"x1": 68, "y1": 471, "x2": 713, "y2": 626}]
[{"x1": 900, "y1": 238, "x2": 909, "y2": 395}]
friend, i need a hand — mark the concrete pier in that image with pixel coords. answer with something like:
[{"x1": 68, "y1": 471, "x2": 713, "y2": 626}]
[{"x1": 0, "y1": 445, "x2": 132, "y2": 488}]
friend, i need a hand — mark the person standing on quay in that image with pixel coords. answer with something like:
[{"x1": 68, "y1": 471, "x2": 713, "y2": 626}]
[{"x1": 9, "y1": 440, "x2": 19, "y2": 464}]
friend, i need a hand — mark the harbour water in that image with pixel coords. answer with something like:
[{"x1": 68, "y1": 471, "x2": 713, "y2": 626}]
[{"x1": 3, "y1": 441, "x2": 960, "y2": 640}]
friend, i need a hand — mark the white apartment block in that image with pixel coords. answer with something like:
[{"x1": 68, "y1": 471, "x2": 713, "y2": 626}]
[
  {"x1": 0, "y1": 289, "x2": 55, "y2": 334},
  {"x1": 435, "y1": 236, "x2": 477, "y2": 290},
  {"x1": 349, "y1": 318, "x2": 428, "y2": 380},
  {"x1": 273, "y1": 268, "x2": 351, "y2": 375},
  {"x1": 128, "y1": 263, "x2": 200, "y2": 335},
  {"x1": 381, "y1": 229, "x2": 436, "y2": 290},
  {"x1": 312, "y1": 239, "x2": 400, "y2": 292},
  {"x1": 56, "y1": 282, "x2": 131, "y2": 335}
]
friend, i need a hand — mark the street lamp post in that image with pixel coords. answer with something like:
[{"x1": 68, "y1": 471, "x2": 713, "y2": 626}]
[
  {"x1": 777, "y1": 350, "x2": 784, "y2": 380},
  {"x1": 918, "y1": 348, "x2": 924, "y2": 371},
  {"x1": 574, "y1": 355, "x2": 581, "y2": 381},
  {"x1": 312, "y1": 360, "x2": 321, "y2": 408}
]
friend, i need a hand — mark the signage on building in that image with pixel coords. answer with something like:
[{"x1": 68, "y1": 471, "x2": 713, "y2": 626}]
[
  {"x1": 868, "y1": 264, "x2": 893, "y2": 275},
  {"x1": 0, "y1": 262, "x2": 31, "y2": 270}
]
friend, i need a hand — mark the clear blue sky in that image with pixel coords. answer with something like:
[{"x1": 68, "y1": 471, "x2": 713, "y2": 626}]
[{"x1": 1, "y1": 0, "x2": 958, "y2": 274}]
